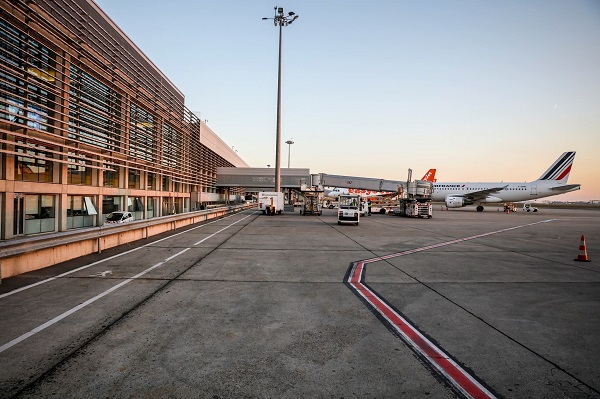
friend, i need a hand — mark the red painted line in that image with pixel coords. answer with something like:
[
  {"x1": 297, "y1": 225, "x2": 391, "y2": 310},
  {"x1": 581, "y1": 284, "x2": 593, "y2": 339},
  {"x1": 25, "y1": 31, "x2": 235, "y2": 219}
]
[
  {"x1": 346, "y1": 220, "x2": 554, "y2": 398},
  {"x1": 351, "y1": 280, "x2": 494, "y2": 398}
]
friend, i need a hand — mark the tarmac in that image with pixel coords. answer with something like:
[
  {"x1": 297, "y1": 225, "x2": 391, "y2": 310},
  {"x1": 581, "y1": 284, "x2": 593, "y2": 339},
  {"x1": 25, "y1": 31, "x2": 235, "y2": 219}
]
[{"x1": 0, "y1": 206, "x2": 599, "y2": 398}]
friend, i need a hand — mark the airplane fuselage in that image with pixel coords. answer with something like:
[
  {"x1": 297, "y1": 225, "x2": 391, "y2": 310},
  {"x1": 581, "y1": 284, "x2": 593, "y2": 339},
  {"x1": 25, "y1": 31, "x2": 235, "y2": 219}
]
[
  {"x1": 325, "y1": 188, "x2": 391, "y2": 198},
  {"x1": 432, "y1": 180, "x2": 579, "y2": 205}
]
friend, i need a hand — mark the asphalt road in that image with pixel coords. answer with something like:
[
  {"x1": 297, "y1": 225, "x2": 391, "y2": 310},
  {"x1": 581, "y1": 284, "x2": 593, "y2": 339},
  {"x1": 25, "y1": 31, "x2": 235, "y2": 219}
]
[{"x1": 1, "y1": 206, "x2": 599, "y2": 398}]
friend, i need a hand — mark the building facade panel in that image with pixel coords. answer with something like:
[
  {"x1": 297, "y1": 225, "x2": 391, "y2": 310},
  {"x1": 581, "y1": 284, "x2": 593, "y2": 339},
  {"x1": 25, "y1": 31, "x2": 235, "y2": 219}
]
[{"x1": 0, "y1": 0, "x2": 248, "y2": 240}]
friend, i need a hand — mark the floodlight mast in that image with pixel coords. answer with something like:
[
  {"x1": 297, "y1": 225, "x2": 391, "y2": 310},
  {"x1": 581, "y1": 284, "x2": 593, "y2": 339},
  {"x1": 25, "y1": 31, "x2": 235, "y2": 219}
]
[{"x1": 262, "y1": 6, "x2": 299, "y2": 192}]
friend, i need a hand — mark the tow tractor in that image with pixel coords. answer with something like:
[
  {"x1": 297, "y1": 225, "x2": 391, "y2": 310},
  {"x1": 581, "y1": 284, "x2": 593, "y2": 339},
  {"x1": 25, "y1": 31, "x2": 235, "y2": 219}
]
[
  {"x1": 338, "y1": 194, "x2": 361, "y2": 225},
  {"x1": 523, "y1": 203, "x2": 538, "y2": 212}
]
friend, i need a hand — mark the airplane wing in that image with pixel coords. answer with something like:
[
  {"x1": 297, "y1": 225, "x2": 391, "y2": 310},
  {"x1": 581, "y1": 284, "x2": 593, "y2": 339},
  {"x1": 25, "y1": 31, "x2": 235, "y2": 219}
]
[
  {"x1": 549, "y1": 184, "x2": 580, "y2": 191},
  {"x1": 456, "y1": 185, "x2": 509, "y2": 201}
]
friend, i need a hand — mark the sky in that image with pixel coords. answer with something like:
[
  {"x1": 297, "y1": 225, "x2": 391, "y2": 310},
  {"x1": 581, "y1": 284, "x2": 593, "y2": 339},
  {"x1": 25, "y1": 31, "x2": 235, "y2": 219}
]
[{"x1": 93, "y1": 0, "x2": 600, "y2": 201}]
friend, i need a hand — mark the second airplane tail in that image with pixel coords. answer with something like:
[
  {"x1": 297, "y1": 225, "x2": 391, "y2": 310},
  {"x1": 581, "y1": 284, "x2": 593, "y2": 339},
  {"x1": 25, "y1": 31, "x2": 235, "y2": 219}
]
[
  {"x1": 537, "y1": 151, "x2": 576, "y2": 183},
  {"x1": 421, "y1": 169, "x2": 437, "y2": 182}
]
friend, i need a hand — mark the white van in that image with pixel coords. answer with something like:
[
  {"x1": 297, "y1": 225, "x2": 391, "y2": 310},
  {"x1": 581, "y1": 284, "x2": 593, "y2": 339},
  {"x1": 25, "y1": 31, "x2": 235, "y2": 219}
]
[{"x1": 258, "y1": 192, "x2": 284, "y2": 215}]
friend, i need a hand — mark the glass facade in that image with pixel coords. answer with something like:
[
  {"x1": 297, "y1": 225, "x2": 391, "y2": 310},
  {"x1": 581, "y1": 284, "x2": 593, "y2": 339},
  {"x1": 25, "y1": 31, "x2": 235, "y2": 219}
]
[
  {"x1": 14, "y1": 141, "x2": 54, "y2": 182},
  {"x1": 67, "y1": 152, "x2": 93, "y2": 185},
  {"x1": 68, "y1": 66, "x2": 121, "y2": 151},
  {"x1": 23, "y1": 194, "x2": 55, "y2": 235},
  {"x1": 0, "y1": 1, "x2": 246, "y2": 239},
  {"x1": 67, "y1": 195, "x2": 97, "y2": 229},
  {"x1": 147, "y1": 172, "x2": 156, "y2": 190},
  {"x1": 147, "y1": 197, "x2": 156, "y2": 218},
  {"x1": 128, "y1": 169, "x2": 141, "y2": 189},
  {"x1": 129, "y1": 103, "x2": 156, "y2": 162},
  {"x1": 128, "y1": 196, "x2": 144, "y2": 220},
  {"x1": 0, "y1": 20, "x2": 55, "y2": 133},
  {"x1": 102, "y1": 196, "x2": 122, "y2": 223},
  {"x1": 103, "y1": 166, "x2": 119, "y2": 188}
]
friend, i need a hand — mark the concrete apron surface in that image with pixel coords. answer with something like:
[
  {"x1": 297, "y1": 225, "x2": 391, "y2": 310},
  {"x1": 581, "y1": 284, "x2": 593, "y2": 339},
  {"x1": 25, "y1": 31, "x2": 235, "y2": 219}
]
[{"x1": 0, "y1": 207, "x2": 599, "y2": 398}]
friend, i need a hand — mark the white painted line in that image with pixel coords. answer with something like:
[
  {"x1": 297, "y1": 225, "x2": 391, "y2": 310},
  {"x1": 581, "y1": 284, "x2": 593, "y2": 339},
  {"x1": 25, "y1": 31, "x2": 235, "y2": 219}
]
[
  {"x1": 0, "y1": 214, "x2": 253, "y2": 353},
  {"x1": 0, "y1": 256, "x2": 164, "y2": 354},
  {"x1": 89, "y1": 271, "x2": 112, "y2": 277},
  {"x1": 0, "y1": 249, "x2": 191, "y2": 354}
]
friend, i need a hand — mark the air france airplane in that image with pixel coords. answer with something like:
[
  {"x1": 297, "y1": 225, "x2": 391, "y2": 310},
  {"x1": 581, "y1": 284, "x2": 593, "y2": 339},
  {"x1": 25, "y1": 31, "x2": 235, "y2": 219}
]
[{"x1": 432, "y1": 151, "x2": 580, "y2": 211}]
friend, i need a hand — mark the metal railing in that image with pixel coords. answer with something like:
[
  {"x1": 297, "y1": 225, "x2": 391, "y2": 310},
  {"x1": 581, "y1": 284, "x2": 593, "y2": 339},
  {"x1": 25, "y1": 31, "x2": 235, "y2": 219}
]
[{"x1": 0, "y1": 203, "x2": 253, "y2": 282}]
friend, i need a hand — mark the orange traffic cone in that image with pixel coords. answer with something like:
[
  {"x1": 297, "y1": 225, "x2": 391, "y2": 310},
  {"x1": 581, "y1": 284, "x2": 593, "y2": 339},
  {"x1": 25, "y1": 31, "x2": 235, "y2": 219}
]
[{"x1": 574, "y1": 235, "x2": 591, "y2": 262}]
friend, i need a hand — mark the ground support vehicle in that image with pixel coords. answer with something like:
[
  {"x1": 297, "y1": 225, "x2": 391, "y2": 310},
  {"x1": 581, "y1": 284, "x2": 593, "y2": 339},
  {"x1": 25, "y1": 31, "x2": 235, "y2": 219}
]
[
  {"x1": 523, "y1": 203, "x2": 538, "y2": 212},
  {"x1": 392, "y1": 177, "x2": 433, "y2": 218},
  {"x1": 370, "y1": 200, "x2": 396, "y2": 214},
  {"x1": 322, "y1": 199, "x2": 338, "y2": 209},
  {"x1": 393, "y1": 198, "x2": 432, "y2": 218},
  {"x1": 298, "y1": 184, "x2": 324, "y2": 215},
  {"x1": 338, "y1": 194, "x2": 361, "y2": 225},
  {"x1": 258, "y1": 192, "x2": 284, "y2": 215},
  {"x1": 300, "y1": 193, "x2": 322, "y2": 215}
]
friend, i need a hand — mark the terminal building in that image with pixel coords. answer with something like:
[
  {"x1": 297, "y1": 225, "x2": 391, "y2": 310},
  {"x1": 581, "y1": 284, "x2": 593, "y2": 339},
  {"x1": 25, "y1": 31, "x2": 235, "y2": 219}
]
[{"x1": 0, "y1": 0, "x2": 249, "y2": 240}]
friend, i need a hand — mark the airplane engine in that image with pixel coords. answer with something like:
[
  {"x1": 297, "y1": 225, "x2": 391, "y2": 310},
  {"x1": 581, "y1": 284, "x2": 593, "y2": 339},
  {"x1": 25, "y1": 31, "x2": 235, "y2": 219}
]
[{"x1": 445, "y1": 196, "x2": 467, "y2": 208}]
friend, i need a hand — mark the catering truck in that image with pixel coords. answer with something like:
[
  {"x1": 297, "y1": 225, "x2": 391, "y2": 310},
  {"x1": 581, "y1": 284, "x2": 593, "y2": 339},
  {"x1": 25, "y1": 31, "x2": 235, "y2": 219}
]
[
  {"x1": 258, "y1": 192, "x2": 284, "y2": 215},
  {"x1": 392, "y1": 180, "x2": 433, "y2": 218},
  {"x1": 337, "y1": 194, "x2": 361, "y2": 225}
]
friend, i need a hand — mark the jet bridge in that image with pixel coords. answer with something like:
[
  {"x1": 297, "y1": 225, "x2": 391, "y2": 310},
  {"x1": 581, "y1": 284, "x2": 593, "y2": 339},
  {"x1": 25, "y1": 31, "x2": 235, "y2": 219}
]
[{"x1": 313, "y1": 173, "x2": 407, "y2": 193}]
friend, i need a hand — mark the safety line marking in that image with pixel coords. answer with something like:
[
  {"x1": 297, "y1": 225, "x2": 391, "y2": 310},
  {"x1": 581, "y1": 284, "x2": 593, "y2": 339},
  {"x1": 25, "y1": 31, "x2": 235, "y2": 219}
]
[
  {"x1": 0, "y1": 212, "x2": 253, "y2": 300},
  {"x1": 0, "y1": 213, "x2": 254, "y2": 354},
  {"x1": 345, "y1": 219, "x2": 555, "y2": 398}
]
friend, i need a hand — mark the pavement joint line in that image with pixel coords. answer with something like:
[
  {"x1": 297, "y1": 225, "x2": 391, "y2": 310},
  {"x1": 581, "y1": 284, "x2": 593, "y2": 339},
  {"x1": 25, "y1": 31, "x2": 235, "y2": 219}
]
[
  {"x1": 344, "y1": 219, "x2": 559, "y2": 399},
  {"x1": 0, "y1": 214, "x2": 255, "y2": 354},
  {"x1": 0, "y1": 212, "x2": 250, "y2": 300}
]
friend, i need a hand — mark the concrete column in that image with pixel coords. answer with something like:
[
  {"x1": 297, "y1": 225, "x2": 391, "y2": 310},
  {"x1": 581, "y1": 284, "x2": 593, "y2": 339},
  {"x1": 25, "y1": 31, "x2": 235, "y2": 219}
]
[
  {"x1": 1, "y1": 191, "x2": 15, "y2": 240},
  {"x1": 58, "y1": 193, "x2": 68, "y2": 232},
  {"x1": 119, "y1": 167, "x2": 126, "y2": 189},
  {"x1": 98, "y1": 194, "x2": 104, "y2": 225},
  {"x1": 59, "y1": 153, "x2": 68, "y2": 184},
  {"x1": 2, "y1": 152, "x2": 16, "y2": 240}
]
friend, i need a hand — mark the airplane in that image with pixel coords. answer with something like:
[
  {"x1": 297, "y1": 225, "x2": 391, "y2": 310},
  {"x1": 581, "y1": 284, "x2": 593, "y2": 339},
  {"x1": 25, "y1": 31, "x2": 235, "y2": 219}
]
[
  {"x1": 324, "y1": 169, "x2": 437, "y2": 198},
  {"x1": 323, "y1": 187, "x2": 391, "y2": 198},
  {"x1": 431, "y1": 151, "x2": 580, "y2": 212}
]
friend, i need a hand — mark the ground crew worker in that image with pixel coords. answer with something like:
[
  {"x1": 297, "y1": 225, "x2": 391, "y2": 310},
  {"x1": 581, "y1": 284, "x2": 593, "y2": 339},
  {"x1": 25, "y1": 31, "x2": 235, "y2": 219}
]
[{"x1": 367, "y1": 200, "x2": 372, "y2": 215}]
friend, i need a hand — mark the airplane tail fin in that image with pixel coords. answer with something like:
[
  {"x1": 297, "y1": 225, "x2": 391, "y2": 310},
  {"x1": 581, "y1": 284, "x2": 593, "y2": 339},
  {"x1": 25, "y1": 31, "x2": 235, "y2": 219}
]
[
  {"x1": 421, "y1": 169, "x2": 437, "y2": 182},
  {"x1": 537, "y1": 152, "x2": 576, "y2": 183}
]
